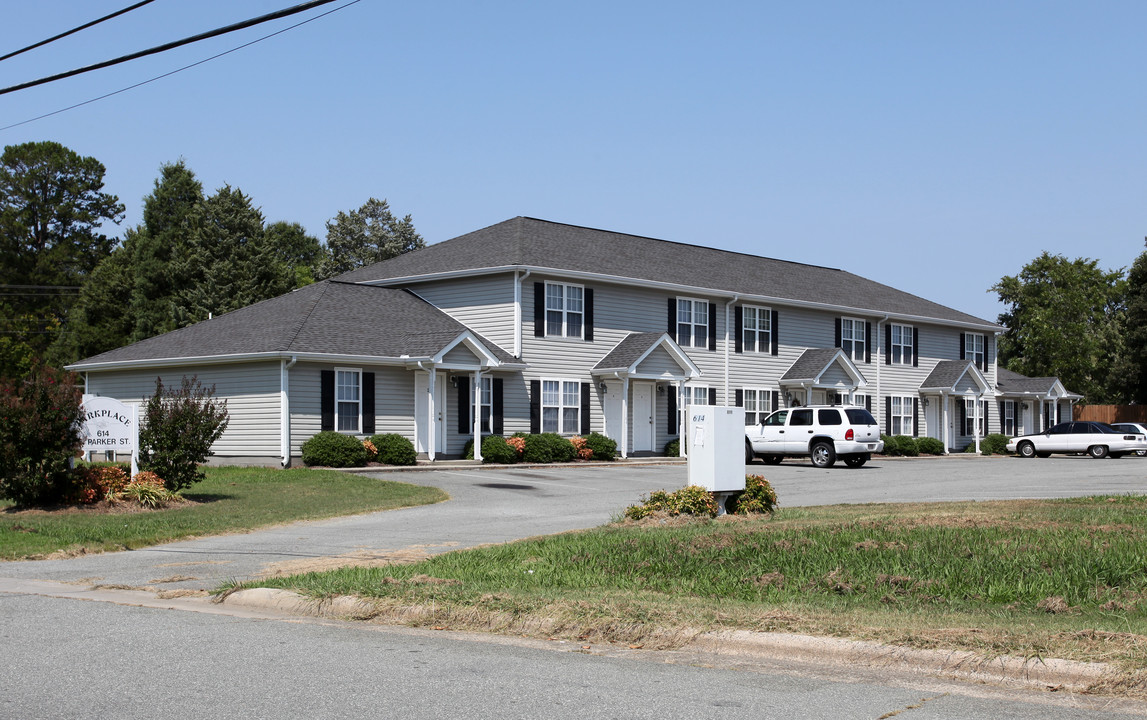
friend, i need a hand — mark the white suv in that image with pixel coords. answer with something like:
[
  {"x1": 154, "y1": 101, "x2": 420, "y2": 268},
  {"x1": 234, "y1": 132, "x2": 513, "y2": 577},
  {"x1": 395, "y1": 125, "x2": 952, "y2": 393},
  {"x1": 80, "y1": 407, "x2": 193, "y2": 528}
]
[{"x1": 745, "y1": 405, "x2": 884, "y2": 468}]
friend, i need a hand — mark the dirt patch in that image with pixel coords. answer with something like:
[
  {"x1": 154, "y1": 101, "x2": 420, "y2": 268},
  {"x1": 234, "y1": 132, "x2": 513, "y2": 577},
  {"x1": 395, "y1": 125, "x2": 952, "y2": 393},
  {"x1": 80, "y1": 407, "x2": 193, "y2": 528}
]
[
  {"x1": 256, "y1": 543, "x2": 460, "y2": 578},
  {"x1": 4, "y1": 497, "x2": 195, "y2": 516},
  {"x1": 149, "y1": 575, "x2": 199, "y2": 584}
]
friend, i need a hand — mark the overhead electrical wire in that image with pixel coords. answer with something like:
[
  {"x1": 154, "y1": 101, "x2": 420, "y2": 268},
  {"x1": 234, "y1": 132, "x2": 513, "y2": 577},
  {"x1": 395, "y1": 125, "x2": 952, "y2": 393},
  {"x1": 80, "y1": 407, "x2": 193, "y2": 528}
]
[
  {"x1": 0, "y1": 0, "x2": 158, "y2": 63},
  {"x1": 0, "y1": 0, "x2": 361, "y2": 132},
  {"x1": 0, "y1": 0, "x2": 342, "y2": 97}
]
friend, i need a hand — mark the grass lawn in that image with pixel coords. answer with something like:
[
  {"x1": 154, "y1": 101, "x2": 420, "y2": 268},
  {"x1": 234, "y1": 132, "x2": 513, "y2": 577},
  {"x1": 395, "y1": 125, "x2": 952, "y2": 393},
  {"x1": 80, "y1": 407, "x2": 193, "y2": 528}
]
[
  {"x1": 235, "y1": 495, "x2": 1147, "y2": 681},
  {"x1": 0, "y1": 466, "x2": 446, "y2": 560}
]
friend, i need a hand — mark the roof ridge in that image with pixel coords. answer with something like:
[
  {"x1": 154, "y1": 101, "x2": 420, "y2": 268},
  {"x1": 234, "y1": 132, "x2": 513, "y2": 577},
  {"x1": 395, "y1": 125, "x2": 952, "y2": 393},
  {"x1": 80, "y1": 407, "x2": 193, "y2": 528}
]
[{"x1": 281, "y1": 281, "x2": 331, "y2": 351}]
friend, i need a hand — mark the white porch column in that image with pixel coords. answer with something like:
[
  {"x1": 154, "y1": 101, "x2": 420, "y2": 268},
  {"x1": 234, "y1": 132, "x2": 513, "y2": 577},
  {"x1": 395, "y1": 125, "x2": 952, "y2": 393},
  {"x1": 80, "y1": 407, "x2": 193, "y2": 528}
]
[
  {"x1": 620, "y1": 379, "x2": 629, "y2": 459},
  {"x1": 677, "y1": 380, "x2": 685, "y2": 457},
  {"x1": 472, "y1": 370, "x2": 483, "y2": 462},
  {"x1": 973, "y1": 395, "x2": 982, "y2": 455},
  {"x1": 428, "y1": 368, "x2": 437, "y2": 461},
  {"x1": 280, "y1": 359, "x2": 290, "y2": 467},
  {"x1": 941, "y1": 394, "x2": 949, "y2": 455}
]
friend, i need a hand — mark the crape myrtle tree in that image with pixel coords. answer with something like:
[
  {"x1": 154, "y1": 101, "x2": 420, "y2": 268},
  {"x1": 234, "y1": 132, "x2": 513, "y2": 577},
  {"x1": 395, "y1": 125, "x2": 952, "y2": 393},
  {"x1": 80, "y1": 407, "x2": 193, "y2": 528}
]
[
  {"x1": 317, "y1": 197, "x2": 423, "y2": 279},
  {"x1": 992, "y1": 251, "x2": 1126, "y2": 403},
  {"x1": 0, "y1": 141, "x2": 124, "y2": 375},
  {"x1": 138, "y1": 375, "x2": 228, "y2": 492}
]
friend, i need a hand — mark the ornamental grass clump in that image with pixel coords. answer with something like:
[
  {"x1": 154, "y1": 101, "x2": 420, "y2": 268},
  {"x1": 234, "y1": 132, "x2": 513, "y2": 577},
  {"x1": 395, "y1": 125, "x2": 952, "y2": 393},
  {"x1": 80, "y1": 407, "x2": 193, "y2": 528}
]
[{"x1": 116, "y1": 471, "x2": 177, "y2": 508}]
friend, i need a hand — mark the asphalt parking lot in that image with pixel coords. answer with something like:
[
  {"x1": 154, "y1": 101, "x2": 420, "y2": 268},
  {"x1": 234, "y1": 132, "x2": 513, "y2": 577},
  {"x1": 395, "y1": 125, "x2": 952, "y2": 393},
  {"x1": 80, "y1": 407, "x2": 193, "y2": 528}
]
[{"x1": 0, "y1": 455, "x2": 1143, "y2": 594}]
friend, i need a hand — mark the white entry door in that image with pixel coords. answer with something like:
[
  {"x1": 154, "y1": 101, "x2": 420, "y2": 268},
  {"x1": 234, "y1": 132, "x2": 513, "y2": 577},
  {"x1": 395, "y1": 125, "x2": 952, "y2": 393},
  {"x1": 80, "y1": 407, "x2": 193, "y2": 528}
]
[
  {"x1": 632, "y1": 382, "x2": 654, "y2": 452},
  {"x1": 414, "y1": 373, "x2": 446, "y2": 456},
  {"x1": 925, "y1": 399, "x2": 940, "y2": 440}
]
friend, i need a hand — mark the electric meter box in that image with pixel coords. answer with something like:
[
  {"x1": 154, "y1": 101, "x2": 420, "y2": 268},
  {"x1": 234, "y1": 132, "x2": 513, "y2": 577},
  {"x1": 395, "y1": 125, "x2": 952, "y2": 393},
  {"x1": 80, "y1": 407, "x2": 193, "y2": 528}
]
[{"x1": 686, "y1": 404, "x2": 746, "y2": 493}]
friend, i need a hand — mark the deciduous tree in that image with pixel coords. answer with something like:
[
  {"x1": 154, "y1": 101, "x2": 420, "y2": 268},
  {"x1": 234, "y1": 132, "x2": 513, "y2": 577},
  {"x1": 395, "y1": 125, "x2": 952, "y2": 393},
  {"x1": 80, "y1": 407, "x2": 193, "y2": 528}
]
[{"x1": 317, "y1": 198, "x2": 423, "y2": 279}]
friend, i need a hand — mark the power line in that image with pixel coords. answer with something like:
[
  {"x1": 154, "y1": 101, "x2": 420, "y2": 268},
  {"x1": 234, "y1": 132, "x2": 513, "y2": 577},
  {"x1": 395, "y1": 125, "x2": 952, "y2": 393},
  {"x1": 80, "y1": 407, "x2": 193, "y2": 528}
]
[
  {"x1": 0, "y1": 0, "x2": 158, "y2": 63},
  {"x1": 0, "y1": 0, "x2": 341, "y2": 97},
  {"x1": 0, "y1": 0, "x2": 362, "y2": 132}
]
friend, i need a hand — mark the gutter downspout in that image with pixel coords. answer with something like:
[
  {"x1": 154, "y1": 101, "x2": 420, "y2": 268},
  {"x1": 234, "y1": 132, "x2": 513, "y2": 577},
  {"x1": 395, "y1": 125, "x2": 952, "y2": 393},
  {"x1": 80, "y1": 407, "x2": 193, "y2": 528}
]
[
  {"x1": 724, "y1": 295, "x2": 739, "y2": 406},
  {"x1": 280, "y1": 356, "x2": 297, "y2": 467},
  {"x1": 514, "y1": 270, "x2": 531, "y2": 359}
]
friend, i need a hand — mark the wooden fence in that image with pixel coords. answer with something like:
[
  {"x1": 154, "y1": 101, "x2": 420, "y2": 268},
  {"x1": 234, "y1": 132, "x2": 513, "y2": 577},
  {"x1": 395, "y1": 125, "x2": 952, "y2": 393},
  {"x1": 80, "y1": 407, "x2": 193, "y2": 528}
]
[{"x1": 1073, "y1": 405, "x2": 1147, "y2": 424}]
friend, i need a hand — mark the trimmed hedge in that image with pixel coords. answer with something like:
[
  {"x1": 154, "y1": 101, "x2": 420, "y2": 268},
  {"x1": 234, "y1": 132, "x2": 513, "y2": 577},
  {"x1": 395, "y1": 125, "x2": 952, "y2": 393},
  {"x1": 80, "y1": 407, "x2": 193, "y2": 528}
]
[
  {"x1": 880, "y1": 434, "x2": 919, "y2": 457},
  {"x1": 583, "y1": 432, "x2": 618, "y2": 461},
  {"x1": 368, "y1": 433, "x2": 417, "y2": 465},
  {"x1": 301, "y1": 432, "x2": 369, "y2": 467},
  {"x1": 664, "y1": 439, "x2": 680, "y2": 457},
  {"x1": 522, "y1": 433, "x2": 577, "y2": 463},
  {"x1": 915, "y1": 436, "x2": 945, "y2": 455},
  {"x1": 481, "y1": 435, "x2": 520, "y2": 464},
  {"x1": 964, "y1": 433, "x2": 1010, "y2": 455}
]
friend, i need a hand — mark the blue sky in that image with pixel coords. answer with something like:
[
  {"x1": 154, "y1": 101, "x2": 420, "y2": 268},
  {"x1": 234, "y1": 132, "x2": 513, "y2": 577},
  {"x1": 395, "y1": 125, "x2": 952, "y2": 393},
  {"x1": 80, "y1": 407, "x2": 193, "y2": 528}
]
[{"x1": 2, "y1": 1, "x2": 1144, "y2": 324}]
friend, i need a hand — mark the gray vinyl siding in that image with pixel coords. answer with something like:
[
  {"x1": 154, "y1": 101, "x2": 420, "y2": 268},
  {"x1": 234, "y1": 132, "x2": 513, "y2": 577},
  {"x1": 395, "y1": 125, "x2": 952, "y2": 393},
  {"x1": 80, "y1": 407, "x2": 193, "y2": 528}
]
[
  {"x1": 634, "y1": 346, "x2": 684, "y2": 377},
  {"x1": 85, "y1": 362, "x2": 281, "y2": 460},
  {"x1": 442, "y1": 344, "x2": 482, "y2": 366},
  {"x1": 289, "y1": 362, "x2": 415, "y2": 458},
  {"x1": 406, "y1": 274, "x2": 516, "y2": 354}
]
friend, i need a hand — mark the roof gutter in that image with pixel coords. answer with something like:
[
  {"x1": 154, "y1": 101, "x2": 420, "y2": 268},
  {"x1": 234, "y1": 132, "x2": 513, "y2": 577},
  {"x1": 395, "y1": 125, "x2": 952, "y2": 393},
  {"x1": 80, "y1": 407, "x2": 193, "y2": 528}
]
[{"x1": 68, "y1": 351, "x2": 435, "y2": 373}]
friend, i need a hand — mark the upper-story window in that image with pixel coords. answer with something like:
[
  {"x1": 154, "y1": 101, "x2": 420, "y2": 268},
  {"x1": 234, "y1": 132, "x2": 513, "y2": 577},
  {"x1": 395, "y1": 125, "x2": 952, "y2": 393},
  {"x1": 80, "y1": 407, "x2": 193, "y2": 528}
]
[
  {"x1": 841, "y1": 318, "x2": 866, "y2": 362},
  {"x1": 677, "y1": 298, "x2": 708, "y2": 348},
  {"x1": 546, "y1": 282, "x2": 584, "y2": 338},
  {"x1": 742, "y1": 306, "x2": 771, "y2": 353},
  {"x1": 335, "y1": 368, "x2": 361, "y2": 433},
  {"x1": 890, "y1": 323, "x2": 914, "y2": 365},
  {"x1": 964, "y1": 332, "x2": 985, "y2": 368}
]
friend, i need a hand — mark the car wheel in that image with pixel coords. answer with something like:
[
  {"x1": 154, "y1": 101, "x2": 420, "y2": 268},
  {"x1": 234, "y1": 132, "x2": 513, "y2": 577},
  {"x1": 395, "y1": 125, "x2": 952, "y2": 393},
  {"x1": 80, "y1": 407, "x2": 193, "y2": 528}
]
[
  {"x1": 1017, "y1": 441, "x2": 1036, "y2": 458},
  {"x1": 843, "y1": 454, "x2": 868, "y2": 468},
  {"x1": 810, "y1": 441, "x2": 836, "y2": 468},
  {"x1": 763, "y1": 455, "x2": 783, "y2": 465},
  {"x1": 1089, "y1": 445, "x2": 1109, "y2": 459},
  {"x1": 745, "y1": 441, "x2": 755, "y2": 464}
]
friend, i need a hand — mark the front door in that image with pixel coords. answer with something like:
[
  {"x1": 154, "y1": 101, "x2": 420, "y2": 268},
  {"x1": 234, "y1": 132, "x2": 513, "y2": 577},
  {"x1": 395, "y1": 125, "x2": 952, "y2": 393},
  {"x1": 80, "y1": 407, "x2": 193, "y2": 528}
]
[
  {"x1": 632, "y1": 382, "x2": 654, "y2": 452},
  {"x1": 925, "y1": 398, "x2": 940, "y2": 440},
  {"x1": 414, "y1": 373, "x2": 446, "y2": 457}
]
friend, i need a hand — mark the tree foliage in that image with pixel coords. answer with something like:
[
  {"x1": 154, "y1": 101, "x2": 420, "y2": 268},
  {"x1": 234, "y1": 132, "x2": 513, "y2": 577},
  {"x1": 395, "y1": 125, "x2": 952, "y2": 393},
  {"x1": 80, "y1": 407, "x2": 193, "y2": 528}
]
[
  {"x1": 993, "y1": 251, "x2": 1126, "y2": 403},
  {"x1": 317, "y1": 198, "x2": 423, "y2": 279},
  {"x1": 1114, "y1": 239, "x2": 1147, "y2": 404},
  {"x1": 0, "y1": 141, "x2": 123, "y2": 372},
  {"x1": 0, "y1": 363, "x2": 84, "y2": 506},
  {"x1": 138, "y1": 375, "x2": 228, "y2": 491}
]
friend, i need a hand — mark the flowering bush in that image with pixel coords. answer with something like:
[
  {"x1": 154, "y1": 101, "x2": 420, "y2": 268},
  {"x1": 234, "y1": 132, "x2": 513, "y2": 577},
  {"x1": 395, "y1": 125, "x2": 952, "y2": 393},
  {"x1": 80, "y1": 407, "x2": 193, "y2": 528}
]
[
  {"x1": 139, "y1": 376, "x2": 228, "y2": 491},
  {"x1": 70, "y1": 464, "x2": 131, "y2": 504},
  {"x1": 362, "y1": 439, "x2": 378, "y2": 457},
  {"x1": 506, "y1": 436, "x2": 525, "y2": 455},
  {"x1": 578, "y1": 447, "x2": 595, "y2": 460}
]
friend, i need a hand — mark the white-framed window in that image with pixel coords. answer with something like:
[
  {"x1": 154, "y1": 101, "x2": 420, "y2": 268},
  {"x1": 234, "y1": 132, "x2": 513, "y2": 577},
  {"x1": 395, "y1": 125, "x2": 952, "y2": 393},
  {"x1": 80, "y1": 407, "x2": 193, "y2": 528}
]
[
  {"x1": 841, "y1": 318, "x2": 866, "y2": 362},
  {"x1": 677, "y1": 297, "x2": 708, "y2": 349},
  {"x1": 742, "y1": 305, "x2": 771, "y2": 353},
  {"x1": 680, "y1": 384, "x2": 709, "y2": 409},
  {"x1": 743, "y1": 388, "x2": 773, "y2": 425},
  {"x1": 964, "y1": 332, "x2": 985, "y2": 367},
  {"x1": 964, "y1": 399, "x2": 988, "y2": 437},
  {"x1": 542, "y1": 379, "x2": 580, "y2": 434},
  {"x1": 890, "y1": 324, "x2": 914, "y2": 365},
  {"x1": 851, "y1": 393, "x2": 868, "y2": 409},
  {"x1": 1002, "y1": 400, "x2": 1015, "y2": 436},
  {"x1": 479, "y1": 377, "x2": 492, "y2": 433},
  {"x1": 335, "y1": 368, "x2": 361, "y2": 433},
  {"x1": 890, "y1": 396, "x2": 913, "y2": 435},
  {"x1": 545, "y1": 282, "x2": 584, "y2": 338}
]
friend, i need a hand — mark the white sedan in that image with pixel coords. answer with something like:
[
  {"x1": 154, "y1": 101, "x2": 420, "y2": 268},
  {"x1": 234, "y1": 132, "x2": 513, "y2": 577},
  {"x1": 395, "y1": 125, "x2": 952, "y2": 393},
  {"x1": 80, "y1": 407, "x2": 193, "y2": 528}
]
[
  {"x1": 1006, "y1": 421, "x2": 1147, "y2": 459},
  {"x1": 1111, "y1": 422, "x2": 1147, "y2": 456}
]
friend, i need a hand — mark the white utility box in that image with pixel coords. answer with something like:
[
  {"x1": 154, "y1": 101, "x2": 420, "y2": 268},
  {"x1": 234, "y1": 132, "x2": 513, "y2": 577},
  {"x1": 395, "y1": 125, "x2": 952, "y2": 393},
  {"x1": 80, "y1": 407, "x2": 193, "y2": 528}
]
[{"x1": 686, "y1": 404, "x2": 746, "y2": 493}]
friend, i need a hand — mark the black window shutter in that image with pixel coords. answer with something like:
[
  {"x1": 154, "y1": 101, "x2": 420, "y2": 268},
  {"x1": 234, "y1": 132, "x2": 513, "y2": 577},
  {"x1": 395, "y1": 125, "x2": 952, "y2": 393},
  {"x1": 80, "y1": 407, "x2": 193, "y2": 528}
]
[
  {"x1": 865, "y1": 395, "x2": 872, "y2": 413},
  {"x1": 708, "y1": 387, "x2": 717, "y2": 405},
  {"x1": 735, "y1": 389, "x2": 743, "y2": 407},
  {"x1": 772, "y1": 393, "x2": 779, "y2": 412},
  {"x1": 667, "y1": 298, "x2": 677, "y2": 341},
  {"x1": 885, "y1": 326, "x2": 892, "y2": 365},
  {"x1": 533, "y1": 282, "x2": 545, "y2": 337},
  {"x1": 912, "y1": 397, "x2": 919, "y2": 437},
  {"x1": 584, "y1": 288, "x2": 594, "y2": 342},
  {"x1": 708, "y1": 302, "x2": 717, "y2": 351},
  {"x1": 834, "y1": 318, "x2": 842, "y2": 348},
  {"x1": 864, "y1": 322, "x2": 871, "y2": 364},
  {"x1": 320, "y1": 370, "x2": 334, "y2": 432},
  {"x1": 580, "y1": 382, "x2": 591, "y2": 436},
  {"x1": 529, "y1": 380, "x2": 541, "y2": 434},
  {"x1": 734, "y1": 305, "x2": 743, "y2": 354},
  {"x1": 362, "y1": 372, "x2": 376, "y2": 435},
  {"x1": 493, "y1": 378, "x2": 504, "y2": 435},
  {"x1": 913, "y1": 328, "x2": 920, "y2": 367},
  {"x1": 959, "y1": 333, "x2": 966, "y2": 361},
  {"x1": 770, "y1": 310, "x2": 779, "y2": 355},
  {"x1": 960, "y1": 402, "x2": 967, "y2": 435},
  {"x1": 885, "y1": 396, "x2": 892, "y2": 435},
  {"x1": 457, "y1": 376, "x2": 470, "y2": 434},
  {"x1": 998, "y1": 401, "x2": 1005, "y2": 435},
  {"x1": 668, "y1": 390, "x2": 678, "y2": 435}
]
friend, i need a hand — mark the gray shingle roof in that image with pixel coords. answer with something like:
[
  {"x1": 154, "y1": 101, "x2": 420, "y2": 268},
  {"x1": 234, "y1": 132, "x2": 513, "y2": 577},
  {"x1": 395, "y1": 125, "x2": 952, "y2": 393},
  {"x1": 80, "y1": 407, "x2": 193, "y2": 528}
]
[
  {"x1": 780, "y1": 348, "x2": 848, "y2": 382},
  {"x1": 996, "y1": 367, "x2": 1078, "y2": 396},
  {"x1": 70, "y1": 281, "x2": 517, "y2": 368},
  {"x1": 337, "y1": 217, "x2": 1001, "y2": 328},
  {"x1": 592, "y1": 332, "x2": 668, "y2": 371},
  {"x1": 920, "y1": 360, "x2": 978, "y2": 390}
]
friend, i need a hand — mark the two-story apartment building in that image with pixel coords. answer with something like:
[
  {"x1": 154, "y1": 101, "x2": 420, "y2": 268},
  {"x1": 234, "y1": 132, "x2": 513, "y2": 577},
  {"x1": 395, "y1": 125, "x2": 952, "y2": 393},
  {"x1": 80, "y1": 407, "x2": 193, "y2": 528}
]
[{"x1": 69, "y1": 217, "x2": 1077, "y2": 464}]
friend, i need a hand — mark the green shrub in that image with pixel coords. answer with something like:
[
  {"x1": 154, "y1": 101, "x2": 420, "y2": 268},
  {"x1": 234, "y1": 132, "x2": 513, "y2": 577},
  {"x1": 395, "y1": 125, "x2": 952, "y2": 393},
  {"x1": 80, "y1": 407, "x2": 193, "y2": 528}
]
[
  {"x1": 625, "y1": 485, "x2": 719, "y2": 520},
  {"x1": 729, "y1": 474, "x2": 779, "y2": 515},
  {"x1": 369, "y1": 433, "x2": 417, "y2": 465},
  {"x1": 301, "y1": 431, "x2": 369, "y2": 467},
  {"x1": 522, "y1": 433, "x2": 576, "y2": 463},
  {"x1": 880, "y1": 434, "x2": 919, "y2": 457},
  {"x1": 138, "y1": 375, "x2": 229, "y2": 491},
  {"x1": 462, "y1": 438, "x2": 474, "y2": 460},
  {"x1": 915, "y1": 436, "x2": 945, "y2": 455},
  {"x1": 664, "y1": 439, "x2": 680, "y2": 457},
  {"x1": 0, "y1": 364, "x2": 84, "y2": 506},
  {"x1": 481, "y1": 435, "x2": 519, "y2": 464},
  {"x1": 982, "y1": 433, "x2": 1010, "y2": 455},
  {"x1": 584, "y1": 432, "x2": 617, "y2": 461}
]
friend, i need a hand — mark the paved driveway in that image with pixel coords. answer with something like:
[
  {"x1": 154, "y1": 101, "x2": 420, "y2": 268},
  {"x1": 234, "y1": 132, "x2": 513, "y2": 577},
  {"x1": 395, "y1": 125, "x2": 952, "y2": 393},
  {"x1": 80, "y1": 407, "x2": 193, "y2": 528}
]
[{"x1": 1, "y1": 456, "x2": 1143, "y2": 593}]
